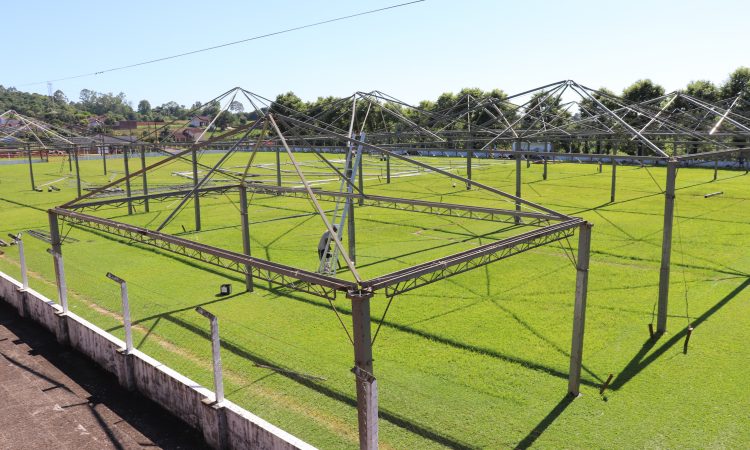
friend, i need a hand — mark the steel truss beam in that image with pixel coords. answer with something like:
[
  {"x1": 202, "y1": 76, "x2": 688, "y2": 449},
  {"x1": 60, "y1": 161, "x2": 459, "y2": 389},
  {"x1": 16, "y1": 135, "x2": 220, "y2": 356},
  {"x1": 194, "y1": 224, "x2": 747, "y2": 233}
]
[
  {"x1": 245, "y1": 184, "x2": 557, "y2": 225},
  {"x1": 68, "y1": 184, "x2": 241, "y2": 211},
  {"x1": 51, "y1": 208, "x2": 354, "y2": 300},
  {"x1": 361, "y1": 219, "x2": 583, "y2": 297}
]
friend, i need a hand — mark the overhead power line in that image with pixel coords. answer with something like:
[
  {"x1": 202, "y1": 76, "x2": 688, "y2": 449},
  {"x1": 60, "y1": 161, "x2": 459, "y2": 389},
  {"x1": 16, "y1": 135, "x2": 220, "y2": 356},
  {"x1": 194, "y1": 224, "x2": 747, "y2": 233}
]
[{"x1": 19, "y1": 0, "x2": 425, "y2": 88}]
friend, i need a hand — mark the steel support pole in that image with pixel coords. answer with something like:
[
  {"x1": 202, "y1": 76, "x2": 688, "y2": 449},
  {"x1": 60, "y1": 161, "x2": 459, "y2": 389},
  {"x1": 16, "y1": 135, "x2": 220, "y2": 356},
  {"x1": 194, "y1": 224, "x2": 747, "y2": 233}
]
[
  {"x1": 568, "y1": 222, "x2": 592, "y2": 396},
  {"x1": 543, "y1": 157, "x2": 548, "y2": 180},
  {"x1": 26, "y1": 145, "x2": 35, "y2": 190},
  {"x1": 358, "y1": 153, "x2": 364, "y2": 206},
  {"x1": 657, "y1": 160, "x2": 678, "y2": 333},
  {"x1": 192, "y1": 147, "x2": 201, "y2": 231},
  {"x1": 349, "y1": 291, "x2": 378, "y2": 450},
  {"x1": 196, "y1": 307, "x2": 224, "y2": 404},
  {"x1": 713, "y1": 160, "x2": 718, "y2": 181},
  {"x1": 610, "y1": 159, "x2": 617, "y2": 203},
  {"x1": 466, "y1": 146, "x2": 473, "y2": 190},
  {"x1": 74, "y1": 146, "x2": 82, "y2": 198},
  {"x1": 123, "y1": 146, "x2": 133, "y2": 215},
  {"x1": 386, "y1": 154, "x2": 391, "y2": 184},
  {"x1": 17, "y1": 235, "x2": 28, "y2": 290},
  {"x1": 102, "y1": 145, "x2": 108, "y2": 175},
  {"x1": 48, "y1": 212, "x2": 68, "y2": 313},
  {"x1": 141, "y1": 146, "x2": 150, "y2": 213},
  {"x1": 68, "y1": 149, "x2": 72, "y2": 172},
  {"x1": 238, "y1": 186, "x2": 253, "y2": 292},
  {"x1": 106, "y1": 273, "x2": 133, "y2": 354},
  {"x1": 515, "y1": 150, "x2": 522, "y2": 224},
  {"x1": 348, "y1": 198, "x2": 356, "y2": 264},
  {"x1": 276, "y1": 146, "x2": 282, "y2": 186}
]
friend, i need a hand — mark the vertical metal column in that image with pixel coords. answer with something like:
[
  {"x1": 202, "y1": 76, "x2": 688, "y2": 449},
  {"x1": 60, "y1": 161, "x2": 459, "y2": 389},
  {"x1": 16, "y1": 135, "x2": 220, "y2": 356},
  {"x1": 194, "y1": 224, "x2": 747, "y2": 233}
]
[
  {"x1": 123, "y1": 146, "x2": 133, "y2": 215},
  {"x1": 348, "y1": 198, "x2": 356, "y2": 264},
  {"x1": 26, "y1": 145, "x2": 36, "y2": 190},
  {"x1": 610, "y1": 159, "x2": 617, "y2": 203},
  {"x1": 543, "y1": 157, "x2": 548, "y2": 180},
  {"x1": 101, "y1": 145, "x2": 108, "y2": 175},
  {"x1": 386, "y1": 154, "x2": 391, "y2": 184},
  {"x1": 238, "y1": 186, "x2": 253, "y2": 292},
  {"x1": 141, "y1": 146, "x2": 150, "y2": 213},
  {"x1": 349, "y1": 291, "x2": 378, "y2": 450},
  {"x1": 713, "y1": 159, "x2": 718, "y2": 181},
  {"x1": 358, "y1": 152, "x2": 364, "y2": 206},
  {"x1": 73, "y1": 146, "x2": 82, "y2": 198},
  {"x1": 48, "y1": 212, "x2": 68, "y2": 313},
  {"x1": 466, "y1": 143, "x2": 473, "y2": 190},
  {"x1": 191, "y1": 147, "x2": 201, "y2": 231},
  {"x1": 106, "y1": 273, "x2": 133, "y2": 354},
  {"x1": 196, "y1": 307, "x2": 224, "y2": 404},
  {"x1": 515, "y1": 147, "x2": 522, "y2": 224},
  {"x1": 67, "y1": 148, "x2": 73, "y2": 172},
  {"x1": 657, "y1": 160, "x2": 678, "y2": 333},
  {"x1": 568, "y1": 222, "x2": 592, "y2": 396},
  {"x1": 275, "y1": 146, "x2": 282, "y2": 186}
]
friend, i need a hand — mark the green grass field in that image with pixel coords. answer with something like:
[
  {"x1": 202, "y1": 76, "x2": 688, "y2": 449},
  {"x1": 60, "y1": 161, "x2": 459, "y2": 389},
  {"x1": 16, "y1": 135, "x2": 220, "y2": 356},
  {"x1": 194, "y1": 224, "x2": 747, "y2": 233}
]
[{"x1": 1, "y1": 151, "x2": 749, "y2": 449}]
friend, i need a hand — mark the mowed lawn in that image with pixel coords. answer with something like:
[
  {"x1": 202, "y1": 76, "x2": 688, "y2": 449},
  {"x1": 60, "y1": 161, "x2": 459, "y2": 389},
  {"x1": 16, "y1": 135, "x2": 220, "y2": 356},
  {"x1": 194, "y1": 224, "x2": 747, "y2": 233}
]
[{"x1": 1, "y1": 151, "x2": 749, "y2": 449}]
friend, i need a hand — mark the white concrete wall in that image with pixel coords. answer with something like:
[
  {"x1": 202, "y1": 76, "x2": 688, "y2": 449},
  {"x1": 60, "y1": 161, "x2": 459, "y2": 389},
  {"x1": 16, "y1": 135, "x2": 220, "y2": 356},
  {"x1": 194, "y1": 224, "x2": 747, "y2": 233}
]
[{"x1": 0, "y1": 271, "x2": 315, "y2": 450}]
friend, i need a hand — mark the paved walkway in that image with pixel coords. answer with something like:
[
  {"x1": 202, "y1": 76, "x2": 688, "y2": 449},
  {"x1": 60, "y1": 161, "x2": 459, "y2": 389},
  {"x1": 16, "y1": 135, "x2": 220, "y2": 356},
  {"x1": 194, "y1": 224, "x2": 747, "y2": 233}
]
[{"x1": 0, "y1": 302, "x2": 208, "y2": 449}]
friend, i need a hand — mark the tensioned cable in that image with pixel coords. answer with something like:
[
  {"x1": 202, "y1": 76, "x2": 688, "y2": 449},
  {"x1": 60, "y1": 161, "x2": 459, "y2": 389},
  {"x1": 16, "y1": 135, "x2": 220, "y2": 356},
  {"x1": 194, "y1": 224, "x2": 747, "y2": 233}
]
[{"x1": 18, "y1": 1, "x2": 425, "y2": 87}]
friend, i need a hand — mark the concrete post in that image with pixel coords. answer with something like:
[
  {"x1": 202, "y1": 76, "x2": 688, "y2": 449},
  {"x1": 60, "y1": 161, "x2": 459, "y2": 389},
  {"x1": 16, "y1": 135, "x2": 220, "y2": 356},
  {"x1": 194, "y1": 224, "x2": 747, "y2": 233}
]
[
  {"x1": 657, "y1": 160, "x2": 678, "y2": 333},
  {"x1": 191, "y1": 147, "x2": 201, "y2": 231},
  {"x1": 48, "y1": 212, "x2": 68, "y2": 313},
  {"x1": 123, "y1": 146, "x2": 133, "y2": 215},
  {"x1": 26, "y1": 145, "x2": 35, "y2": 190},
  {"x1": 141, "y1": 146, "x2": 150, "y2": 213},
  {"x1": 349, "y1": 291, "x2": 378, "y2": 450},
  {"x1": 238, "y1": 186, "x2": 254, "y2": 292},
  {"x1": 610, "y1": 159, "x2": 617, "y2": 203},
  {"x1": 106, "y1": 273, "x2": 133, "y2": 354},
  {"x1": 568, "y1": 222, "x2": 592, "y2": 396},
  {"x1": 196, "y1": 307, "x2": 224, "y2": 404},
  {"x1": 16, "y1": 234, "x2": 29, "y2": 290}
]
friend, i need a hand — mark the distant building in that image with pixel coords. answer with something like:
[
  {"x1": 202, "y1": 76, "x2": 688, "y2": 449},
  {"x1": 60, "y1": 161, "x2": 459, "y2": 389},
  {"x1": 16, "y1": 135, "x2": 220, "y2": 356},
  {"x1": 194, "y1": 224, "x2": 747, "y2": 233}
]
[
  {"x1": 114, "y1": 120, "x2": 138, "y2": 130},
  {"x1": 512, "y1": 142, "x2": 553, "y2": 152},
  {"x1": 171, "y1": 128, "x2": 206, "y2": 143},
  {"x1": 87, "y1": 116, "x2": 107, "y2": 129},
  {"x1": 189, "y1": 115, "x2": 212, "y2": 128}
]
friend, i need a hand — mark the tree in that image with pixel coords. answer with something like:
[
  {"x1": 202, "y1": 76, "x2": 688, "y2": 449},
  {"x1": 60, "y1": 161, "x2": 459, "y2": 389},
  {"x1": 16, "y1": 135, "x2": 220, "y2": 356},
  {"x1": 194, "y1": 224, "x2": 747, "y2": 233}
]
[
  {"x1": 52, "y1": 90, "x2": 68, "y2": 104},
  {"x1": 138, "y1": 99, "x2": 152, "y2": 115},
  {"x1": 229, "y1": 100, "x2": 244, "y2": 113},
  {"x1": 720, "y1": 67, "x2": 750, "y2": 99},
  {"x1": 684, "y1": 80, "x2": 719, "y2": 102},
  {"x1": 622, "y1": 79, "x2": 665, "y2": 103}
]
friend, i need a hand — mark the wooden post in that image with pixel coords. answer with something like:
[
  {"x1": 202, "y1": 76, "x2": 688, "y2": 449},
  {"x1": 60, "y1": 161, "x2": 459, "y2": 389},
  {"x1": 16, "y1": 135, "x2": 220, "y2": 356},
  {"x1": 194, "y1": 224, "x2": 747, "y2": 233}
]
[
  {"x1": 141, "y1": 146, "x2": 150, "y2": 212},
  {"x1": 657, "y1": 160, "x2": 678, "y2": 333},
  {"x1": 191, "y1": 147, "x2": 201, "y2": 231},
  {"x1": 610, "y1": 159, "x2": 617, "y2": 203},
  {"x1": 48, "y1": 211, "x2": 68, "y2": 313},
  {"x1": 26, "y1": 144, "x2": 35, "y2": 190},
  {"x1": 238, "y1": 186, "x2": 253, "y2": 292},
  {"x1": 568, "y1": 222, "x2": 592, "y2": 396},
  {"x1": 349, "y1": 291, "x2": 378, "y2": 450}
]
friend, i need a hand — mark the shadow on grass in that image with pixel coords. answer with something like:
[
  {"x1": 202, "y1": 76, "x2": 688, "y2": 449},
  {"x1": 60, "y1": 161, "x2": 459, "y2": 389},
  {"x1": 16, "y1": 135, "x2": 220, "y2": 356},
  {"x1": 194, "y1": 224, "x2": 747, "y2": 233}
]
[
  {"x1": 160, "y1": 313, "x2": 475, "y2": 450},
  {"x1": 610, "y1": 277, "x2": 750, "y2": 391},
  {"x1": 514, "y1": 395, "x2": 574, "y2": 449}
]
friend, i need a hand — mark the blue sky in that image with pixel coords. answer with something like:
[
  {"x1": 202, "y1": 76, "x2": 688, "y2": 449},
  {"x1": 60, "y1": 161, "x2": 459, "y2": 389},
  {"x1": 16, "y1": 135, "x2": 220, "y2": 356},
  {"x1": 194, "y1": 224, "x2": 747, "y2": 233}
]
[{"x1": 4, "y1": 0, "x2": 748, "y2": 107}]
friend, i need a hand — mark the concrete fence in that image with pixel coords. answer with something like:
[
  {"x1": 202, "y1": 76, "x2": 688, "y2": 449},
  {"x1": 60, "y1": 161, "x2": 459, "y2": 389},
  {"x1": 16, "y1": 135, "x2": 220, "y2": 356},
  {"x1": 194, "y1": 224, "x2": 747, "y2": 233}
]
[{"x1": 0, "y1": 271, "x2": 315, "y2": 450}]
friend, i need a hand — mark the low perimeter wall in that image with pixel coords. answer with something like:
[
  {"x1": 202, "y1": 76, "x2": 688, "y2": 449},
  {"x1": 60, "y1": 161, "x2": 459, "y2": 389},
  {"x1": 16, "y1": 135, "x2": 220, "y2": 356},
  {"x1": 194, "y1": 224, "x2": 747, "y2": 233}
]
[{"x1": 0, "y1": 271, "x2": 315, "y2": 450}]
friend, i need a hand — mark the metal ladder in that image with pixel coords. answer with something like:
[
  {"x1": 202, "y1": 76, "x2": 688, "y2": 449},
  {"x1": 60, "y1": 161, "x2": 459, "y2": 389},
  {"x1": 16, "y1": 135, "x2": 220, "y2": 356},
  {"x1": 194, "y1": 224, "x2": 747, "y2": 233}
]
[{"x1": 318, "y1": 132, "x2": 365, "y2": 274}]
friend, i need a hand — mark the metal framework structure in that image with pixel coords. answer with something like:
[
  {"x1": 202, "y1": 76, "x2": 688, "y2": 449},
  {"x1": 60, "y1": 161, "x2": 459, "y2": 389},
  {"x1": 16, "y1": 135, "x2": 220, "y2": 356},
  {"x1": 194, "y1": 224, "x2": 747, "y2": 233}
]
[{"x1": 39, "y1": 82, "x2": 750, "y2": 449}]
